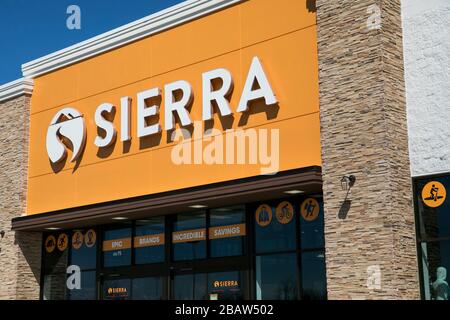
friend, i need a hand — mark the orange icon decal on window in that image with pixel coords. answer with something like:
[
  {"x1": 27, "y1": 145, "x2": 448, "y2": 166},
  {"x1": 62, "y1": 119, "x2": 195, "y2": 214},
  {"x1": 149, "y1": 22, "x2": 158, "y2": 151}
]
[
  {"x1": 45, "y1": 235, "x2": 56, "y2": 253},
  {"x1": 276, "y1": 201, "x2": 294, "y2": 224},
  {"x1": 85, "y1": 229, "x2": 97, "y2": 248},
  {"x1": 57, "y1": 233, "x2": 68, "y2": 251},
  {"x1": 301, "y1": 198, "x2": 320, "y2": 222},
  {"x1": 255, "y1": 204, "x2": 272, "y2": 227},
  {"x1": 422, "y1": 181, "x2": 446, "y2": 208},
  {"x1": 72, "y1": 231, "x2": 84, "y2": 250}
]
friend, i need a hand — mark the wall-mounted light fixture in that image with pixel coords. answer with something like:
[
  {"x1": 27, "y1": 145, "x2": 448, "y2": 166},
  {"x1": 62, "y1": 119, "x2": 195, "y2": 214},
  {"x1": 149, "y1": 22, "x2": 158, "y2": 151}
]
[{"x1": 341, "y1": 175, "x2": 356, "y2": 191}]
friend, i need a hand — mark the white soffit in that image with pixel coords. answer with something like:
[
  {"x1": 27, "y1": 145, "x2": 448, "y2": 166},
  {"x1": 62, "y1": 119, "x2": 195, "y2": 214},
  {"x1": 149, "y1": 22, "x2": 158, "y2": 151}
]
[
  {"x1": 0, "y1": 78, "x2": 34, "y2": 103},
  {"x1": 22, "y1": 0, "x2": 245, "y2": 79}
]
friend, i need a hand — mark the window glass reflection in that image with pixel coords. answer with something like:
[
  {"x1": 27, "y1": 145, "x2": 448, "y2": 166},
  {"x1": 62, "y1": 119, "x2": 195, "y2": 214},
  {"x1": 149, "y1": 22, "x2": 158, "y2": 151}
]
[
  {"x1": 132, "y1": 277, "x2": 164, "y2": 300},
  {"x1": 103, "y1": 227, "x2": 132, "y2": 267},
  {"x1": 172, "y1": 273, "x2": 207, "y2": 300},
  {"x1": 135, "y1": 218, "x2": 165, "y2": 265},
  {"x1": 70, "y1": 229, "x2": 97, "y2": 270},
  {"x1": 300, "y1": 199, "x2": 325, "y2": 250},
  {"x1": 67, "y1": 270, "x2": 96, "y2": 300},
  {"x1": 255, "y1": 253, "x2": 298, "y2": 300},
  {"x1": 420, "y1": 240, "x2": 450, "y2": 300},
  {"x1": 210, "y1": 206, "x2": 245, "y2": 258},
  {"x1": 43, "y1": 273, "x2": 67, "y2": 300},
  {"x1": 103, "y1": 278, "x2": 131, "y2": 300},
  {"x1": 172, "y1": 212, "x2": 206, "y2": 261},
  {"x1": 417, "y1": 177, "x2": 450, "y2": 239},
  {"x1": 43, "y1": 233, "x2": 68, "y2": 275},
  {"x1": 208, "y1": 271, "x2": 244, "y2": 300},
  {"x1": 301, "y1": 251, "x2": 327, "y2": 300},
  {"x1": 255, "y1": 203, "x2": 296, "y2": 253}
]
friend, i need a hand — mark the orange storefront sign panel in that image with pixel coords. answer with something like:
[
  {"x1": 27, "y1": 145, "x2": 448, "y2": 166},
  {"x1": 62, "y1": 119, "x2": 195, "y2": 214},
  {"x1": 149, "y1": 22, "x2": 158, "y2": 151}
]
[
  {"x1": 102, "y1": 238, "x2": 132, "y2": 252},
  {"x1": 27, "y1": 0, "x2": 321, "y2": 215},
  {"x1": 172, "y1": 229, "x2": 207, "y2": 243},
  {"x1": 209, "y1": 224, "x2": 246, "y2": 240},
  {"x1": 134, "y1": 234, "x2": 165, "y2": 248}
]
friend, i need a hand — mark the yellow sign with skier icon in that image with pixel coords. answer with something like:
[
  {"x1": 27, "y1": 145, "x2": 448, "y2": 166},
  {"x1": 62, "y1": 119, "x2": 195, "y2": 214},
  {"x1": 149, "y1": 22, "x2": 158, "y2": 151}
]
[{"x1": 422, "y1": 181, "x2": 446, "y2": 208}]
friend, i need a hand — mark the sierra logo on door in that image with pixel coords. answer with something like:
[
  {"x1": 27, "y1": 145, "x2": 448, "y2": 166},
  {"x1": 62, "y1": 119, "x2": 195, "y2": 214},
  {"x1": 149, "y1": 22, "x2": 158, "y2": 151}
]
[{"x1": 46, "y1": 108, "x2": 87, "y2": 164}]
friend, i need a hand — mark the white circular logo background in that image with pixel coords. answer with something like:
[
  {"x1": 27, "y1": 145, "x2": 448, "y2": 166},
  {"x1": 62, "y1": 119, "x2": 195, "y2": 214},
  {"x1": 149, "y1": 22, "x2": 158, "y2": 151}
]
[{"x1": 46, "y1": 108, "x2": 87, "y2": 164}]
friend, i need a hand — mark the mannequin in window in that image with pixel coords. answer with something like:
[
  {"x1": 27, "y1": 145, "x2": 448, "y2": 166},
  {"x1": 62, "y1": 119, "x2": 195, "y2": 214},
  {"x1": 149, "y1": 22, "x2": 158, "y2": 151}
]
[{"x1": 432, "y1": 266, "x2": 448, "y2": 300}]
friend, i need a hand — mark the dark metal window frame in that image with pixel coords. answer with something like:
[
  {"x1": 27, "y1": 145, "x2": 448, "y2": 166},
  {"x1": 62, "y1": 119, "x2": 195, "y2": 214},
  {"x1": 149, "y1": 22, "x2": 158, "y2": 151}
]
[
  {"x1": 40, "y1": 195, "x2": 326, "y2": 300},
  {"x1": 412, "y1": 172, "x2": 450, "y2": 300}
]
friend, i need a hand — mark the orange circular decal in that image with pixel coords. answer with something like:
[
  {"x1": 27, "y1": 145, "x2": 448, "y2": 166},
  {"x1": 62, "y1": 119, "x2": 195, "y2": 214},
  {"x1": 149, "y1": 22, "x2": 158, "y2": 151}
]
[
  {"x1": 85, "y1": 229, "x2": 97, "y2": 248},
  {"x1": 57, "y1": 233, "x2": 68, "y2": 251},
  {"x1": 276, "y1": 201, "x2": 294, "y2": 224},
  {"x1": 422, "y1": 181, "x2": 446, "y2": 208},
  {"x1": 45, "y1": 235, "x2": 56, "y2": 253},
  {"x1": 255, "y1": 204, "x2": 272, "y2": 227},
  {"x1": 72, "y1": 231, "x2": 84, "y2": 250},
  {"x1": 301, "y1": 198, "x2": 320, "y2": 222}
]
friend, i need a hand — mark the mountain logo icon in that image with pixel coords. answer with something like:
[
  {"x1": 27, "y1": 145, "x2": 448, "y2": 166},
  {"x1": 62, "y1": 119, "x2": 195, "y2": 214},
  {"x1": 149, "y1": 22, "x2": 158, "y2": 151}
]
[{"x1": 46, "y1": 108, "x2": 87, "y2": 164}]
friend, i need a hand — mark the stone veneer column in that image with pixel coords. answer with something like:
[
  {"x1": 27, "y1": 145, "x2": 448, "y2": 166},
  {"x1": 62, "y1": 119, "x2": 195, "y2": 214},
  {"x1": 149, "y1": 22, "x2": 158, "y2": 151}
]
[
  {"x1": 0, "y1": 95, "x2": 41, "y2": 300},
  {"x1": 316, "y1": 0, "x2": 420, "y2": 299}
]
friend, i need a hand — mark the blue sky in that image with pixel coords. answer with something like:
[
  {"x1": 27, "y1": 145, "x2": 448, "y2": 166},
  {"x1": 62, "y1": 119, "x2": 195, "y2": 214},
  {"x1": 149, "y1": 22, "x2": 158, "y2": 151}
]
[{"x1": 0, "y1": 0, "x2": 184, "y2": 84}]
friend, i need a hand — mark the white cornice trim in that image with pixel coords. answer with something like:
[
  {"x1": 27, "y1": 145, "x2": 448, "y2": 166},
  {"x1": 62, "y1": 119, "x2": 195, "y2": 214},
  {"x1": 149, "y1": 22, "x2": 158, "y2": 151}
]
[
  {"x1": 0, "y1": 78, "x2": 34, "y2": 103},
  {"x1": 22, "y1": 0, "x2": 244, "y2": 78}
]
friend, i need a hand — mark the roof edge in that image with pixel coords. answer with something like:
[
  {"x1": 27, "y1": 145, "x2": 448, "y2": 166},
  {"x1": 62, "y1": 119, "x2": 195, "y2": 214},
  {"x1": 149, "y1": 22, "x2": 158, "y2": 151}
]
[
  {"x1": 21, "y1": 0, "x2": 244, "y2": 79},
  {"x1": 0, "y1": 78, "x2": 34, "y2": 103}
]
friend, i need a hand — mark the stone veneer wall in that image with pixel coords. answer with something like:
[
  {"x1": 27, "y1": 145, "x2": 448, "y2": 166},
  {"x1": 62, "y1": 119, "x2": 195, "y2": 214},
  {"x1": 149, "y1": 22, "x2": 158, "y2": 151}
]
[
  {"x1": 0, "y1": 94, "x2": 41, "y2": 300},
  {"x1": 316, "y1": 0, "x2": 420, "y2": 299}
]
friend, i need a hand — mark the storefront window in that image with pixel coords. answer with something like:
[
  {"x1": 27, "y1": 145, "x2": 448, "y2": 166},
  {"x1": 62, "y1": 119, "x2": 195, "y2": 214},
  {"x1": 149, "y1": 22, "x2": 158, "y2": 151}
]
[
  {"x1": 42, "y1": 273, "x2": 67, "y2": 300},
  {"x1": 301, "y1": 251, "x2": 327, "y2": 300},
  {"x1": 43, "y1": 233, "x2": 68, "y2": 275},
  {"x1": 135, "y1": 218, "x2": 165, "y2": 265},
  {"x1": 132, "y1": 277, "x2": 165, "y2": 300},
  {"x1": 254, "y1": 202, "x2": 297, "y2": 253},
  {"x1": 103, "y1": 278, "x2": 131, "y2": 300},
  {"x1": 172, "y1": 273, "x2": 207, "y2": 300},
  {"x1": 208, "y1": 271, "x2": 244, "y2": 300},
  {"x1": 67, "y1": 229, "x2": 98, "y2": 300},
  {"x1": 209, "y1": 206, "x2": 246, "y2": 258},
  {"x1": 67, "y1": 270, "x2": 97, "y2": 300},
  {"x1": 300, "y1": 198, "x2": 325, "y2": 250},
  {"x1": 70, "y1": 229, "x2": 97, "y2": 270},
  {"x1": 172, "y1": 212, "x2": 206, "y2": 261},
  {"x1": 40, "y1": 196, "x2": 327, "y2": 300},
  {"x1": 417, "y1": 177, "x2": 450, "y2": 240},
  {"x1": 415, "y1": 176, "x2": 450, "y2": 300},
  {"x1": 42, "y1": 232, "x2": 70, "y2": 300},
  {"x1": 419, "y1": 240, "x2": 450, "y2": 300},
  {"x1": 103, "y1": 226, "x2": 132, "y2": 267},
  {"x1": 255, "y1": 253, "x2": 298, "y2": 300}
]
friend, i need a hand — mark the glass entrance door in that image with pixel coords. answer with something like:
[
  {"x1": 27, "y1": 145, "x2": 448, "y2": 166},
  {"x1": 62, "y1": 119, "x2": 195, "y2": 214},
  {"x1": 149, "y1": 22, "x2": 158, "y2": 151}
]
[
  {"x1": 172, "y1": 271, "x2": 207, "y2": 300},
  {"x1": 171, "y1": 269, "x2": 247, "y2": 300},
  {"x1": 101, "y1": 275, "x2": 165, "y2": 300},
  {"x1": 207, "y1": 270, "x2": 245, "y2": 300}
]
